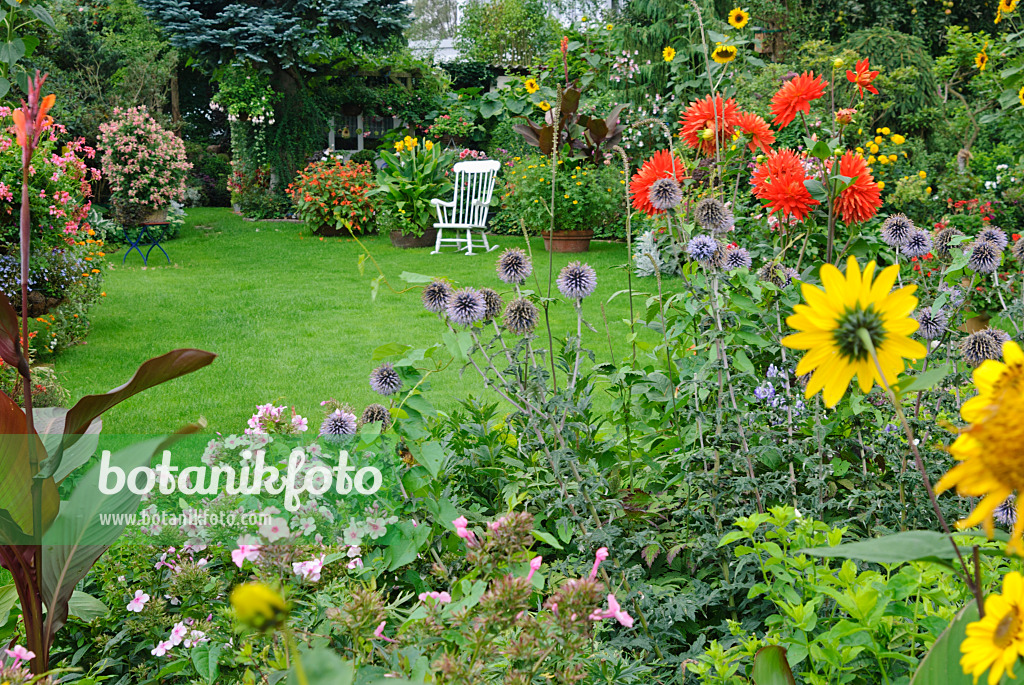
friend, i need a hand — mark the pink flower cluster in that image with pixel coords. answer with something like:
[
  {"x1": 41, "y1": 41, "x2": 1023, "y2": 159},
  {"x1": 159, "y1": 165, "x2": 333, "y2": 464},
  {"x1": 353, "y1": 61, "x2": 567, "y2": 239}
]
[
  {"x1": 245, "y1": 403, "x2": 308, "y2": 435},
  {"x1": 150, "y1": 618, "x2": 209, "y2": 657},
  {"x1": 98, "y1": 106, "x2": 191, "y2": 210}
]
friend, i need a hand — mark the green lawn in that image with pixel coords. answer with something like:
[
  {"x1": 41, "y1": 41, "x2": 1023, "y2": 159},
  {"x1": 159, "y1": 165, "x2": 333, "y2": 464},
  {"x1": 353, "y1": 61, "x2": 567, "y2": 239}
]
[{"x1": 55, "y1": 208, "x2": 654, "y2": 436}]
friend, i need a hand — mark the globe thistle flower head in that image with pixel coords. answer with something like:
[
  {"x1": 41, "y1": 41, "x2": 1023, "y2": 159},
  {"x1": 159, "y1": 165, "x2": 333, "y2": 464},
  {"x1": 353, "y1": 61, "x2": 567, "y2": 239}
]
[
  {"x1": 649, "y1": 178, "x2": 683, "y2": 211},
  {"x1": 996, "y1": 496, "x2": 1018, "y2": 527},
  {"x1": 503, "y1": 298, "x2": 539, "y2": 336},
  {"x1": 881, "y1": 213, "x2": 915, "y2": 247},
  {"x1": 968, "y1": 239, "x2": 1002, "y2": 274},
  {"x1": 447, "y1": 288, "x2": 487, "y2": 326},
  {"x1": 960, "y1": 329, "x2": 1004, "y2": 366},
  {"x1": 934, "y1": 227, "x2": 963, "y2": 258},
  {"x1": 694, "y1": 197, "x2": 734, "y2": 233},
  {"x1": 723, "y1": 246, "x2": 752, "y2": 271},
  {"x1": 687, "y1": 235, "x2": 722, "y2": 268},
  {"x1": 757, "y1": 261, "x2": 793, "y2": 288},
  {"x1": 556, "y1": 261, "x2": 597, "y2": 299},
  {"x1": 369, "y1": 362, "x2": 402, "y2": 396},
  {"x1": 979, "y1": 226, "x2": 1009, "y2": 250},
  {"x1": 359, "y1": 403, "x2": 392, "y2": 430},
  {"x1": 479, "y1": 287, "x2": 503, "y2": 320},
  {"x1": 422, "y1": 279, "x2": 453, "y2": 313},
  {"x1": 915, "y1": 308, "x2": 947, "y2": 340},
  {"x1": 982, "y1": 327, "x2": 1011, "y2": 346},
  {"x1": 320, "y1": 409, "x2": 357, "y2": 442},
  {"x1": 902, "y1": 230, "x2": 932, "y2": 259},
  {"x1": 1013, "y1": 237, "x2": 1024, "y2": 263},
  {"x1": 496, "y1": 248, "x2": 533, "y2": 284}
]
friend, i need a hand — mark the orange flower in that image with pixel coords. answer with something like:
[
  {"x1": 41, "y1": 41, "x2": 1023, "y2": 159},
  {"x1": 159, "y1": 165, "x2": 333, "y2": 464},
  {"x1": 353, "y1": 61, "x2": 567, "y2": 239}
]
[
  {"x1": 845, "y1": 59, "x2": 879, "y2": 98},
  {"x1": 752, "y1": 148, "x2": 819, "y2": 221},
  {"x1": 629, "y1": 149, "x2": 688, "y2": 217},
  {"x1": 834, "y1": 152, "x2": 881, "y2": 224},
  {"x1": 734, "y1": 111, "x2": 776, "y2": 154},
  {"x1": 770, "y1": 72, "x2": 827, "y2": 129},
  {"x1": 678, "y1": 94, "x2": 741, "y2": 155}
]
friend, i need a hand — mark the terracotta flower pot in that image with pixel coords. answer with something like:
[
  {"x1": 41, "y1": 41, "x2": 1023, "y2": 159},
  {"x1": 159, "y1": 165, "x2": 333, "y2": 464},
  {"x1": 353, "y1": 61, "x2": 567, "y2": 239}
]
[
  {"x1": 543, "y1": 229, "x2": 593, "y2": 253},
  {"x1": 390, "y1": 228, "x2": 438, "y2": 249}
]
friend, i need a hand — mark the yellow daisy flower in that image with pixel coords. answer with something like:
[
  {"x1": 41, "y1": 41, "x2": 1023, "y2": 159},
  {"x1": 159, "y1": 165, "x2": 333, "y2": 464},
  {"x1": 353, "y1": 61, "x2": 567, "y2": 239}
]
[
  {"x1": 230, "y1": 582, "x2": 289, "y2": 631},
  {"x1": 918, "y1": 170, "x2": 927, "y2": 179},
  {"x1": 728, "y1": 7, "x2": 750, "y2": 28},
  {"x1": 663, "y1": 46, "x2": 676, "y2": 62},
  {"x1": 524, "y1": 78, "x2": 539, "y2": 94},
  {"x1": 782, "y1": 257, "x2": 926, "y2": 408},
  {"x1": 936, "y1": 341, "x2": 1024, "y2": 551},
  {"x1": 960, "y1": 571, "x2": 1024, "y2": 685},
  {"x1": 892, "y1": 134, "x2": 906, "y2": 144},
  {"x1": 712, "y1": 45, "x2": 738, "y2": 63},
  {"x1": 1019, "y1": 85, "x2": 1024, "y2": 108},
  {"x1": 538, "y1": 101, "x2": 551, "y2": 111},
  {"x1": 999, "y1": 0, "x2": 1017, "y2": 13},
  {"x1": 606, "y1": 23, "x2": 614, "y2": 29},
  {"x1": 976, "y1": 51, "x2": 989, "y2": 71}
]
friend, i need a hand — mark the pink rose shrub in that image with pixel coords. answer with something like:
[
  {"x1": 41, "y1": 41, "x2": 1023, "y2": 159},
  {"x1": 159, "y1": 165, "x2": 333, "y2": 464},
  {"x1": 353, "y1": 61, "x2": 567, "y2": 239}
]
[
  {"x1": 98, "y1": 106, "x2": 191, "y2": 225},
  {"x1": 0, "y1": 105, "x2": 98, "y2": 250}
]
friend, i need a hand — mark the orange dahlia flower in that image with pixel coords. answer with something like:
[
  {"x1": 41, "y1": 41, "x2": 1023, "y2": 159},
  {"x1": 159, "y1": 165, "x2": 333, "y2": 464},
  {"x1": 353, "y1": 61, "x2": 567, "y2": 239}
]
[
  {"x1": 752, "y1": 149, "x2": 819, "y2": 221},
  {"x1": 735, "y1": 112, "x2": 776, "y2": 154},
  {"x1": 834, "y1": 152, "x2": 882, "y2": 224},
  {"x1": 629, "y1": 149, "x2": 688, "y2": 217},
  {"x1": 845, "y1": 59, "x2": 879, "y2": 98},
  {"x1": 770, "y1": 72, "x2": 827, "y2": 129},
  {"x1": 678, "y1": 94, "x2": 741, "y2": 155}
]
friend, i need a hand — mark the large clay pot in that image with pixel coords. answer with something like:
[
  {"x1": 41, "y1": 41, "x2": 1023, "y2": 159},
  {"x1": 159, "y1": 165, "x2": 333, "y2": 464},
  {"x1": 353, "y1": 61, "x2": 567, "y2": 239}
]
[
  {"x1": 390, "y1": 228, "x2": 438, "y2": 249},
  {"x1": 142, "y1": 207, "x2": 168, "y2": 224},
  {"x1": 543, "y1": 229, "x2": 593, "y2": 253}
]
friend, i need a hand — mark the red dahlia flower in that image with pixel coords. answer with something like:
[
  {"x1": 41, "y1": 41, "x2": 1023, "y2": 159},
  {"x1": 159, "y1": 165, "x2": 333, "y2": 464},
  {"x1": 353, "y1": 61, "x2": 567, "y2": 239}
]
[
  {"x1": 752, "y1": 149, "x2": 819, "y2": 221},
  {"x1": 629, "y1": 149, "x2": 688, "y2": 217},
  {"x1": 734, "y1": 112, "x2": 776, "y2": 154},
  {"x1": 770, "y1": 72, "x2": 827, "y2": 129},
  {"x1": 834, "y1": 152, "x2": 882, "y2": 224},
  {"x1": 845, "y1": 59, "x2": 879, "y2": 98},
  {"x1": 678, "y1": 94, "x2": 741, "y2": 155}
]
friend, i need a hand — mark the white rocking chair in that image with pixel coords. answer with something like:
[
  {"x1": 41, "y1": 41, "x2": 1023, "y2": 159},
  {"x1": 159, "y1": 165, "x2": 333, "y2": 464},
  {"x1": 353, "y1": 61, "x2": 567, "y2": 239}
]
[{"x1": 431, "y1": 159, "x2": 501, "y2": 255}]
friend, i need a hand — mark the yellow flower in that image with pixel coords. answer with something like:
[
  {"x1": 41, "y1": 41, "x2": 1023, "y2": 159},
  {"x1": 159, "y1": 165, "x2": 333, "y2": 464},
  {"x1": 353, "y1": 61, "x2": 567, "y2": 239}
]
[
  {"x1": 869, "y1": 143, "x2": 880, "y2": 154},
  {"x1": 728, "y1": 7, "x2": 750, "y2": 28},
  {"x1": 1019, "y1": 84, "x2": 1024, "y2": 108},
  {"x1": 873, "y1": 136, "x2": 883, "y2": 144},
  {"x1": 936, "y1": 342, "x2": 1024, "y2": 552},
  {"x1": 538, "y1": 101, "x2": 551, "y2": 111},
  {"x1": 960, "y1": 571, "x2": 1024, "y2": 685},
  {"x1": 926, "y1": 186, "x2": 932, "y2": 194},
  {"x1": 424, "y1": 140, "x2": 434, "y2": 151},
  {"x1": 999, "y1": 0, "x2": 1016, "y2": 14},
  {"x1": 712, "y1": 45, "x2": 738, "y2": 64},
  {"x1": 394, "y1": 141, "x2": 405, "y2": 152},
  {"x1": 524, "y1": 79, "x2": 539, "y2": 94},
  {"x1": 891, "y1": 134, "x2": 905, "y2": 144},
  {"x1": 663, "y1": 46, "x2": 676, "y2": 62},
  {"x1": 976, "y1": 51, "x2": 989, "y2": 71},
  {"x1": 882, "y1": 127, "x2": 891, "y2": 135},
  {"x1": 230, "y1": 582, "x2": 289, "y2": 631},
  {"x1": 572, "y1": 200, "x2": 578, "y2": 204},
  {"x1": 856, "y1": 146, "x2": 864, "y2": 153},
  {"x1": 781, "y1": 257, "x2": 926, "y2": 408},
  {"x1": 918, "y1": 170, "x2": 927, "y2": 179},
  {"x1": 879, "y1": 156, "x2": 889, "y2": 165},
  {"x1": 877, "y1": 181, "x2": 885, "y2": 190},
  {"x1": 606, "y1": 23, "x2": 613, "y2": 29},
  {"x1": 867, "y1": 155, "x2": 876, "y2": 164},
  {"x1": 888, "y1": 154, "x2": 897, "y2": 162}
]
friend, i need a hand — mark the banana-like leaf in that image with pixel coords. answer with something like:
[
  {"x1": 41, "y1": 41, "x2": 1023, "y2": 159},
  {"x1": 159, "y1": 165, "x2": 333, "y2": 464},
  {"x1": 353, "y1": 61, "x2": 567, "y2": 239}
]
[
  {"x1": 752, "y1": 646, "x2": 796, "y2": 685},
  {"x1": 38, "y1": 348, "x2": 215, "y2": 479},
  {"x1": 0, "y1": 390, "x2": 57, "y2": 538},
  {"x1": 0, "y1": 289, "x2": 27, "y2": 376},
  {"x1": 34, "y1": 407, "x2": 101, "y2": 484}
]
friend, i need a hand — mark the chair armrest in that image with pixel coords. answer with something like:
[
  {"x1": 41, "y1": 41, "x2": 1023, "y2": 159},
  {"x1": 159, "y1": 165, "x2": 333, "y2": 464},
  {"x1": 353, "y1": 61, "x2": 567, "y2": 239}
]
[{"x1": 431, "y1": 198, "x2": 455, "y2": 207}]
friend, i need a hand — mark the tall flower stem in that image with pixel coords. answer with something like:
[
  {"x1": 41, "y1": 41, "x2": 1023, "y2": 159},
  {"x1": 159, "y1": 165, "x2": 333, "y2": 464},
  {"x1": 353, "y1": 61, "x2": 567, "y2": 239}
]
[{"x1": 856, "y1": 327, "x2": 984, "y2": 615}]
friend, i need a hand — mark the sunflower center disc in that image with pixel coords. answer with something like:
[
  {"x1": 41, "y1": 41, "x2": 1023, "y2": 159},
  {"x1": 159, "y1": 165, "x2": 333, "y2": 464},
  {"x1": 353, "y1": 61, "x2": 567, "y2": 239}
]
[{"x1": 833, "y1": 305, "x2": 887, "y2": 362}]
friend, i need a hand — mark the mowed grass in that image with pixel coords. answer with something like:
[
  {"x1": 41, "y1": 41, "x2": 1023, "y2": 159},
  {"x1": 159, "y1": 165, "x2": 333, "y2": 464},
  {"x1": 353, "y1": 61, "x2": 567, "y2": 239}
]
[{"x1": 55, "y1": 208, "x2": 656, "y2": 437}]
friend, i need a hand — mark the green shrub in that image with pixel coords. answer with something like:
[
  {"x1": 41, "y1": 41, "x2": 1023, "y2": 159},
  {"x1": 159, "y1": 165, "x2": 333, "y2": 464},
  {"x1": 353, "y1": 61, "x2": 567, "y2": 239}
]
[{"x1": 185, "y1": 141, "x2": 232, "y2": 207}]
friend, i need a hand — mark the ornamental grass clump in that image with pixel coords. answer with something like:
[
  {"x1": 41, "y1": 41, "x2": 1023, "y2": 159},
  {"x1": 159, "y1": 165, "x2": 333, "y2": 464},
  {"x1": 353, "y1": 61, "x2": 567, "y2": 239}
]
[{"x1": 98, "y1": 106, "x2": 191, "y2": 226}]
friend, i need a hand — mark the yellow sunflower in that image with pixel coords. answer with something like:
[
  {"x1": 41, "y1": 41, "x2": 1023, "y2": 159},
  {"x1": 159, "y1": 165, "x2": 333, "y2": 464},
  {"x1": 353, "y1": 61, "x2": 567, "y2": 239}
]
[
  {"x1": 524, "y1": 78, "x2": 539, "y2": 94},
  {"x1": 781, "y1": 257, "x2": 926, "y2": 408},
  {"x1": 728, "y1": 7, "x2": 750, "y2": 28},
  {"x1": 1019, "y1": 84, "x2": 1024, "y2": 108},
  {"x1": 537, "y1": 101, "x2": 551, "y2": 111},
  {"x1": 230, "y1": 582, "x2": 289, "y2": 631},
  {"x1": 712, "y1": 44, "x2": 738, "y2": 64},
  {"x1": 976, "y1": 51, "x2": 989, "y2": 71},
  {"x1": 961, "y1": 571, "x2": 1024, "y2": 685},
  {"x1": 663, "y1": 46, "x2": 676, "y2": 62},
  {"x1": 936, "y1": 341, "x2": 1024, "y2": 552},
  {"x1": 999, "y1": 0, "x2": 1017, "y2": 13}
]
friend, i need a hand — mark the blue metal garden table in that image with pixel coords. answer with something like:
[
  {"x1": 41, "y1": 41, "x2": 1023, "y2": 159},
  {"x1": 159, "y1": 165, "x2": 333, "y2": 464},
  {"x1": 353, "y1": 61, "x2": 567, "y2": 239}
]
[{"x1": 123, "y1": 222, "x2": 171, "y2": 266}]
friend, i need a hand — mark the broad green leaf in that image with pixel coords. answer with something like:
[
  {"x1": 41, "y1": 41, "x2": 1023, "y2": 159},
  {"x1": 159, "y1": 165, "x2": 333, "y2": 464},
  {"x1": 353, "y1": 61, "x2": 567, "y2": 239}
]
[
  {"x1": 412, "y1": 441, "x2": 445, "y2": 478},
  {"x1": 191, "y1": 642, "x2": 222, "y2": 684},
  {"x1": 398, "y1": 271, "x2": 435, "y2": 284},
  {"x1": 0, "y1": 584, "x2": 17, "y2": 626},
  {"x1": 68, "y1": 590, "x2": 107, "y2": 621},
  {"x1": 34, "y1": 407, "x2": 102, "y2": 483},
  {"x1": 752, "y1": 645, "x2": 796, "y2": 685},
  {"x1": 0, "y1": 391, "x2": 58, "y2": 540},
  {"x1": 0, "y1": 38, "x2": 25, "y2": 67},
  {"x1": 804, "y1": 179, "x2": 827, "y2": 203},
  {"x1": 910, "y1": 602, "x2": 978, "y2": 685},
  {"x1": 799, "y1": 531, "x2": 963, "y2": 565},
  {"x1": 287, "y1": 648, "x2": 352, "y2": 685},
  {"x1": 530, "y1": 529, "x2": 564, "y2": 550},
  {"x1": 894, "y1": 365, "x2": 950, "y2": 396}
]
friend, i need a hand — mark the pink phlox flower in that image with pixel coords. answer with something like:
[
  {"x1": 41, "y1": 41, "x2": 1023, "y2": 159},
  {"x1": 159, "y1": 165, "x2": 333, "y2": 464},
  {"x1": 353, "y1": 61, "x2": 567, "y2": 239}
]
[
  {"x1": 373, "y1": 621, "x2": 398, "y2": 643},
  {"x1": 589, "y1": 547, "x2": 609, "y2": 580},
  {"x1": 127, "y1": 589, "x2": 150, "y2": 612},
  {"x1": 526, "y1": 555, "x2": 543, "y2": 582}
]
